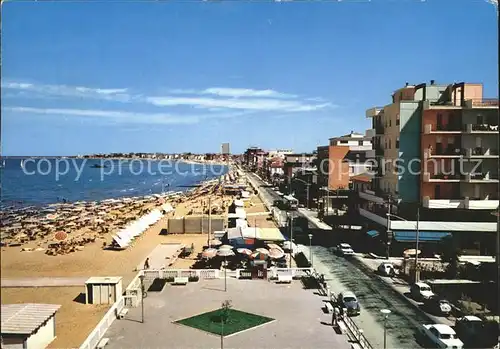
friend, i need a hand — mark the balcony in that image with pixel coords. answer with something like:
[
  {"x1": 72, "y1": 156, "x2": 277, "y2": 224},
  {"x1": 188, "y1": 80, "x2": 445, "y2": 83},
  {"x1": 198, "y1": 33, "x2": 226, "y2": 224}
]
[
  {"x1": 424, "y1": 148, "x2": 465, "y2": 158},
  {"x1": 423, "y1": 100, "x2": 462, "y2": 110},
  {"x1": 358, "y1": 189, "x2": 385, "y2": 204},
  {"x1": 466, "y1": 147, "x2": 499, "y2": 158},
  {"x1": 424, "y1": 124, "x2": 463, "y2": 134},
  {"x1": 464, "y1": 172, "x2": 499, "y2": 183},
  {"x1": 422, "y1": 196, "x2": 466, "y2": 209},
  {"x1": 359, "y1": 207, "x2": 387, "y2": 226},
  {"x1": 465, "y1": 193, "x2": 499, "y2": 210},
  {"x1": 464, "y1": 98, "x2": 500, "y2": 109},
  {"x1": 375, "y1": 124, "x2": 384, "y2": 135},
  {"x1": 465, "y1": 123, "x2": 499, "y2": 133},
  {"x1": 423, "y1": 173, "x2": 462, "y2": 182}
]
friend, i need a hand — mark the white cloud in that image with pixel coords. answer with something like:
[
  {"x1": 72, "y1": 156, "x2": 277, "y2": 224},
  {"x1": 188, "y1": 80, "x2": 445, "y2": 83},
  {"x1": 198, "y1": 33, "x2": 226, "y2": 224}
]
[
  {"x1": 2, "y1": 81, "x2": 132, "y2": 102},
  {"x1": 5, "y1": 106, "x2": 201, "y2": 125},
  {"x1": 3, "y1": 80, "x2": 336, "y2": 114},
  {"x1": 146, "y1": 96, "x2": 333, "y2": 112},
  {"x1": 5, "y1": 106, "x2": 254, "y2": 125},
  {"x1": 201, "y1": 87, "x2": 296, "y2": 98}
]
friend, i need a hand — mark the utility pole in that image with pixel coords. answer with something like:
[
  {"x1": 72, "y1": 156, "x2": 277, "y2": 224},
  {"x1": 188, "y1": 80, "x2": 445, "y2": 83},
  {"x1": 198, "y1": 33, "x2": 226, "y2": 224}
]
[
  {"x1": 208, "y1": 197, "x2": 212, "y2": 248},
  {"x1": 326, "y1": 187, "x2": 330, "y2": 217},
  {"x1": 386, "y1": 196, "x2": 392, "y2": 259},
  {"x1": 414, "y1": 206, "x2": 421, "y2": 283}
]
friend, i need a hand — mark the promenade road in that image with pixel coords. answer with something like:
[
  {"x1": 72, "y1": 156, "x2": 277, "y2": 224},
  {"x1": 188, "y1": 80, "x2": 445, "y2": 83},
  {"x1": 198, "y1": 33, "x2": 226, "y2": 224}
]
[{"x1": 301, "y1": 244, "x2": 431, "y2": 349}]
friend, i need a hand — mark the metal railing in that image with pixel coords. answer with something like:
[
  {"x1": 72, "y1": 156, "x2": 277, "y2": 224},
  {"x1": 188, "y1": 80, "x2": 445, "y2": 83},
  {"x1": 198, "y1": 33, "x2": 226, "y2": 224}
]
[{"x1": 79, "y1": 296, "x2": 125, "y2": 349}]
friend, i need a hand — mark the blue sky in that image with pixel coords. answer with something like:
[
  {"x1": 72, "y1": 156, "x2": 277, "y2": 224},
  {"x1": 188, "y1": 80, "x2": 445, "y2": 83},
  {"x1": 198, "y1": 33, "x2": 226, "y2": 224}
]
[{"x1": 2, "y1": 1, "x2": 498, "y2": 156}]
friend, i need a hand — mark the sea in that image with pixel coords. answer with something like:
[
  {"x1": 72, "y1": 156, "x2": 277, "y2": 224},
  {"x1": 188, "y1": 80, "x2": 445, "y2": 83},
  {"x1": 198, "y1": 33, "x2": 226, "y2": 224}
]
[{"x1": 0, "y1": 158, "x2": 228, "y2": 209}]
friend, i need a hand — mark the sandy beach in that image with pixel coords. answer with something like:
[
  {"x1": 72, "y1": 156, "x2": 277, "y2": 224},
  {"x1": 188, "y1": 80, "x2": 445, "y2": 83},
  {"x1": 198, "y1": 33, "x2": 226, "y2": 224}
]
[{"x1": 1, "y1": 169, "x2": 276, "y2": 348}]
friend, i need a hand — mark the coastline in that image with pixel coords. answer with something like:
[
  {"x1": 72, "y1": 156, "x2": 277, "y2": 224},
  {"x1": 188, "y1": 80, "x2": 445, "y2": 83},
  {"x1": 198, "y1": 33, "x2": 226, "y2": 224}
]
[{"x1": 0, "y1": 170, "x2": 228, "y2": 251}]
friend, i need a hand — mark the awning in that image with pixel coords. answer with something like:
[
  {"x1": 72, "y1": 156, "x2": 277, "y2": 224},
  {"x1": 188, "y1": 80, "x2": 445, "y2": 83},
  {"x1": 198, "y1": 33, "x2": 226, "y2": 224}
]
[
  {"x1": 366, "y1": 230, "x2": 379, "y2": 237},
  {"x1": 393, "y1": 231, "x2": 451, "y2": 242}
]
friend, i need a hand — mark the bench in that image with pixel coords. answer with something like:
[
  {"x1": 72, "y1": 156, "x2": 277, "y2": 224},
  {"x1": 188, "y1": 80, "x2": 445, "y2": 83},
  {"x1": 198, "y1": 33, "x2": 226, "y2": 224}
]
[
  {"x1": 276, "y1": 275, "x2": 292, "y2": 284},
  {"x1": 324, "y1": 302, "x2": 334, "y2": 314},
  {"x1": 117, "y1": 308, "x2": 129, "y2": 319},
  {"x1": 97, "y1": 338, "x2": 109, "y2": 349},
  {"x1": 172, "y1": 277, "x2": 189, "y2": 285}
]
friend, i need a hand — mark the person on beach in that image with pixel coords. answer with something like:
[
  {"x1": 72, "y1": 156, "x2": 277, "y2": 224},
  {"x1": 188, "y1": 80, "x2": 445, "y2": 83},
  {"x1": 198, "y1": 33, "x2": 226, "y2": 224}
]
[{"x1": 144, "y1": 258, "x2": 150, "y2": 269}]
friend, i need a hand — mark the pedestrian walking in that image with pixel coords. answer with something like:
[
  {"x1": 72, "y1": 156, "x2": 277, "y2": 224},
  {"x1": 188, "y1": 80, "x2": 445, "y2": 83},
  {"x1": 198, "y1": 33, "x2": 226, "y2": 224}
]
[{"x1": 144, "y1": 257, "x2": 150, "y2": 269}]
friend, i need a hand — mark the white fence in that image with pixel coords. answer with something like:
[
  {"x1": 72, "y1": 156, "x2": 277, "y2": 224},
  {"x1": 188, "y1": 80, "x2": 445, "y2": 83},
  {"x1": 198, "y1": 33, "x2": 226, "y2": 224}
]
[{"x1": 78, "y1": 296, "x2": 125, "y2": 349}]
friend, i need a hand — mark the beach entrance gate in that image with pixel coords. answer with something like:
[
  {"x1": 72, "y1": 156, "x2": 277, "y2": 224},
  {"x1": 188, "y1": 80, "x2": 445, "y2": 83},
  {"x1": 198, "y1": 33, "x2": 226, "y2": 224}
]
[{"x1": 85, "y1": 277, "x2": 123, "y2": 305}]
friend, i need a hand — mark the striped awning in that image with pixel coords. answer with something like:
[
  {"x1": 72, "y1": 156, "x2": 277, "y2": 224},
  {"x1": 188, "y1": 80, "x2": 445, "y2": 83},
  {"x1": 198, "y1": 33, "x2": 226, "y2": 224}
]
[
  {"x1": 393, "y1": 231, "x2": 451, "y2": 242},
  {"x1": 366, "y1": 230, "x2": 379, "y2": 237}
]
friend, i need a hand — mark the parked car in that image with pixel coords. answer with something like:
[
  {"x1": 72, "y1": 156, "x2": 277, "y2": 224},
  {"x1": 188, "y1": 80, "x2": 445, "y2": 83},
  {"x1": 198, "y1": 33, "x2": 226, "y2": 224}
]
[
  {"x1": 337, "y1": 291, "x2": 360, "y2": 316},
  {"x1": 335, "y1": 243, "x2": 355, "y2": 256},
  {"x1": 419, "y1": 324, "x2": 463, "y2": 349},
  {"x1": 377, "y1": 262, "x2": 396, "y2": 276},
  {"x1": 455, "y1": 316, "x2": 499, "y2": 348},
  {"x1": 423, "y1": 296, "x2": 452, "y2": 316},
  {"x1": 410, "y1": 282, "x2": 435, "y2": 301}
]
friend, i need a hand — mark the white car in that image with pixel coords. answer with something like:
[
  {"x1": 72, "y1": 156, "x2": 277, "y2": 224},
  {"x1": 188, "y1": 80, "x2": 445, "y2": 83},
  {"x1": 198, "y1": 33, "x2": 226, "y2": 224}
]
[
  {"x1": 335, "y1": 243, "x2": 354, "y2": 256},
  {"x1": 410, "y1": 282, "x2": 435, "y2": 301},
  {"x1": 420, "y1": 324, "x2": 463, "y2": 349},
  {"x1": 378, "y1": 262, "x2": 396, "y2": 276}
]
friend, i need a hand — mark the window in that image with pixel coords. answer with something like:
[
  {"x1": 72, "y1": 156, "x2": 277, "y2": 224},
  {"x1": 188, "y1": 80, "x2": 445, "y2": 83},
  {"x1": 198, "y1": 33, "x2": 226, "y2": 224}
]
[
  {"x1": 389, "y1": 139, "x2": 392, "y2": 149},
  {"x1": 396, "y1": 137, "x2": 400, "y2": 148},
  {"x1": 358, "y1": 141, "x2": 363, "y2": 146},
  {"x1": 396, "y1": 113, "x2": 400, "y2": 126},
  {"x1": 389, "y1": 119, "x2": 392, "y2": 127},
  {"x1": 340, "y1": 140, "x2": 348, "y2": 144}
]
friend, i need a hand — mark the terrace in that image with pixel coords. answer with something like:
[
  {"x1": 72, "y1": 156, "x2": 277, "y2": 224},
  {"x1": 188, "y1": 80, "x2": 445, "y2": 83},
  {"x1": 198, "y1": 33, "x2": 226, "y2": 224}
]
[{"x1": 100, "y1": 277, "x2": 351, "y2": 349}]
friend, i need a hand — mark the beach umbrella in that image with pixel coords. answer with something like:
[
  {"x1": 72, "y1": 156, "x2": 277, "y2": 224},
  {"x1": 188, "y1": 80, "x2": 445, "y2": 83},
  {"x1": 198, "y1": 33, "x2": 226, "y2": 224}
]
[
  {"x1": 209, "y1": 239, "x2": 222, "y2": 247},
  {"x1": 267, "y1": 243, "x2": 284, "y2": 252},
  {"x1": 404, "y1": 249, "x2": 421, "y2": 256},
  {"x1": 202, "y1": 248, "x2": 218, "y2": 259},
  {"x1": 268, "y1": 248, "x2": 285, "y2": 259},
  {"x1": 46, "y1": 213, "x2": 58, "y2": 220},
  {"x1": 255, "y1": 247, "x2": 270, "y2": 255},
  {"x1": 54, "y1": 231, "x2": 68, "y2": 241},
  {"x1": 250, "y1": 251, "x2": 268, "y2": 260},
  {"x1": 236, "y1": 248, "x2": 252, "y2": 256},
  {"x1": 219, "y1": 244, "x2": 233, "y2": 250},
  {"x1": 217, "y1": 249, "x2": 235, "y2": 257}
]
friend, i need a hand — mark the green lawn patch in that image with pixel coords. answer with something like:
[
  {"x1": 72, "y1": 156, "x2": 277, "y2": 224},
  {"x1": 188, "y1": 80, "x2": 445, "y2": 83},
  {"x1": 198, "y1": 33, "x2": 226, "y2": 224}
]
[{"x1": 175, "y1": 308, "x2": 274, "y2": 336}]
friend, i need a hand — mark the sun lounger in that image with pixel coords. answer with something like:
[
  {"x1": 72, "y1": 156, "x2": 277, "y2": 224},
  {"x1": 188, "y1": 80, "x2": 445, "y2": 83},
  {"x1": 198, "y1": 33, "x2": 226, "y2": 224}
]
[
  {"x1": 172, "y1": 277, "x2": 188, "y2": 285},
  {"x1": 324, "y1": 302, "x2": 334, "y2": 314}
]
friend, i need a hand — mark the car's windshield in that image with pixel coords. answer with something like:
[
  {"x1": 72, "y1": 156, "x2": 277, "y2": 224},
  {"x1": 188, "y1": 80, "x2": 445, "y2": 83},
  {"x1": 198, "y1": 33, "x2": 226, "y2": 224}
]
[
  {"x1": 340, "y1": 244, "x2": 351, "y2": 249},
  {"x1": 343, "y1": 297, "x2": 357, "y2": 303},
  {"x1": 439, "y1": 334, "x2": 455, "y2": 339},
  {"x1": 421, "y1": 287, "x2": 431, "y2": 292}
]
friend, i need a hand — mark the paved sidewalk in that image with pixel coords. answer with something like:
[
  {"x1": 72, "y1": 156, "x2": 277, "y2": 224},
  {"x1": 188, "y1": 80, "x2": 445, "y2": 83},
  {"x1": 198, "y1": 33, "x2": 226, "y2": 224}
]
[{"x1": 1, "y1": 277, "x2": 88, "y2": 287}]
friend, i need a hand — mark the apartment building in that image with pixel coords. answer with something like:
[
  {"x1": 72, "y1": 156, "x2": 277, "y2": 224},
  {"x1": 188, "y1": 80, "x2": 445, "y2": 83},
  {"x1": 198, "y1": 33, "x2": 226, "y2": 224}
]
[{"x1": 360, "y1": 81, "x2": 498, "y2": 255}]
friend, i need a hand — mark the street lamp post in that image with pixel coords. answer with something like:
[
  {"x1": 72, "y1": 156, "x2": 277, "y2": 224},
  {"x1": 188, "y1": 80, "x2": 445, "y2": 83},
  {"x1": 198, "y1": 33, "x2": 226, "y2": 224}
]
[
  {"x1": 386, "y1": 211, "x2": 421, "y2": 283},
  {"x1": 224, "y1": 257, "x2": 227, "y2": 292},
  {"x1": 288, "y1": 212, "x2": 294, "y2": 268},
  {"x1": 380, "y1": 309, "x2": 391, "y2": 349},
  {"x1": 308, "y1": 233, "x2": 313, "y2": 267},
  {"x1": 139, "y1": 274, "x2": 145, "y2": 323}
]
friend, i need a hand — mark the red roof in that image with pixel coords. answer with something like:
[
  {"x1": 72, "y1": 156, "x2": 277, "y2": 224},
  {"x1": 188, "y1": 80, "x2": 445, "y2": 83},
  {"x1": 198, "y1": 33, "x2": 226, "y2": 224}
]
[{"x1": 351, "y1": 173, "x2": 372, "y2": 183}]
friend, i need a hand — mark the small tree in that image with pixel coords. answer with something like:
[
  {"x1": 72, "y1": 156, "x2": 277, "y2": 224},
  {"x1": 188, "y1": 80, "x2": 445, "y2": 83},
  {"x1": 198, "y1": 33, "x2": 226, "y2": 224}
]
[
  {"x1": 220, "y1": 300, "x2": 232, "y2": 349},
  {"x1": 221, "y1": 300, "x2": 232, "y2": 324}
]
